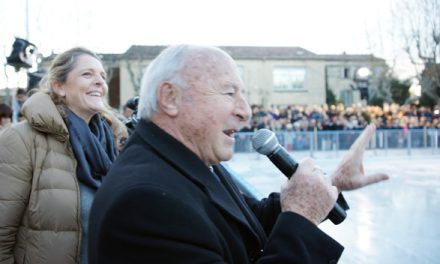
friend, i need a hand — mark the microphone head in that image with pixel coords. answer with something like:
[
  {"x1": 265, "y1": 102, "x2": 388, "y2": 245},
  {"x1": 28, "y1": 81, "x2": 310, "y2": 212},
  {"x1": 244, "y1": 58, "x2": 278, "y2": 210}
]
[{"x1": 252, "y1": 129, "x2": 279, "y2": 155}]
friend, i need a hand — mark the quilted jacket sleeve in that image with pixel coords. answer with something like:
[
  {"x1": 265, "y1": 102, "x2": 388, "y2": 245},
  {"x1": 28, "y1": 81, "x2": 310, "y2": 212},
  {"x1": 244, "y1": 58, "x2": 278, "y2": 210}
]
[{"x1": 0, "y1": 126, "x2": 33, "y2": 264}]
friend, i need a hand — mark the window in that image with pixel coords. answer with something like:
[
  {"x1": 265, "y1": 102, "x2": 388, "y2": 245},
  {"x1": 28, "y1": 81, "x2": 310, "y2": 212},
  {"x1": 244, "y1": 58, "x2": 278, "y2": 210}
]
[
  {"x1": 343, "y1": 67, "x2": 350, "y2": 79},
  {"x1": 273, "y1": 67, "x2": 306, "y2": 92}
]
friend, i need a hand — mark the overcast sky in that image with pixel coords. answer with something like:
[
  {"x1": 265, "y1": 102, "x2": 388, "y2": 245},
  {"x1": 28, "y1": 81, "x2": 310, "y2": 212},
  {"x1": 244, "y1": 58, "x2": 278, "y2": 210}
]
[{"x1": 0, "y1": 0, "x2": 413, "y2": 87}]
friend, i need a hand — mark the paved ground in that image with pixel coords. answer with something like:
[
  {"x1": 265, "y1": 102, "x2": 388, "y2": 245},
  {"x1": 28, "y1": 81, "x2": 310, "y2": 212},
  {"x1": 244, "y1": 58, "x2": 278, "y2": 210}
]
[{"x1": 225, "y1": 150, "x2": 440, "y2": 264}]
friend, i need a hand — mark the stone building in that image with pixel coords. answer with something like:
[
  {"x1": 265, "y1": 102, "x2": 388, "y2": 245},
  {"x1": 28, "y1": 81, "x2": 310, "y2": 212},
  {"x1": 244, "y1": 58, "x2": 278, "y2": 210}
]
[{"x1": 41, "y1": 45, "x2": 388, "y2": 110}]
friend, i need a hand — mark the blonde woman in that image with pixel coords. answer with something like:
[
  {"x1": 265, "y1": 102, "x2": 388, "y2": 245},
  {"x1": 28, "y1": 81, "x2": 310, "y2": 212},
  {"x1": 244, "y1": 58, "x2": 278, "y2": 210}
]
[{"x1": 0, "y1": 47, "x2": 127, "y2": 264}]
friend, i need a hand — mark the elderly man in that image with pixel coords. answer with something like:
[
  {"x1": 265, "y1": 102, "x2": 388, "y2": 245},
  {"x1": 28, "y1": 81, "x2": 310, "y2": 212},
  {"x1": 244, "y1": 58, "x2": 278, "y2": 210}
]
[{"x1": 89, "y1": 45, "x2": 388, "y2": 263}]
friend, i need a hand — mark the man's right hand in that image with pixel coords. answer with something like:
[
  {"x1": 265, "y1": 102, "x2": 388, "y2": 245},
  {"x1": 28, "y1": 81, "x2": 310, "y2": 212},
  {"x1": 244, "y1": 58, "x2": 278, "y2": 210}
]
[{"x1": 280, "y1": 157, "x2": 338, "y2": 225}]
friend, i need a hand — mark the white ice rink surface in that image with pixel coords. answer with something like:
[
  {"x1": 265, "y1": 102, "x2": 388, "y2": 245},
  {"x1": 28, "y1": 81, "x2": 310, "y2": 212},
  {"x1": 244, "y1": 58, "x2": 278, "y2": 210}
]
[{"x1": 226, "y1": 150, "x2": 440, "y2": 264}]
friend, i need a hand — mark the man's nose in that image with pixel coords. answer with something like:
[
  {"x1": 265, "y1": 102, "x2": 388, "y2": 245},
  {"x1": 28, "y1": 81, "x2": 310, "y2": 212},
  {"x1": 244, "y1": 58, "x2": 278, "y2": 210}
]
[{"x1": 235, "y1": 94, "x2": 251, "y2": 122}]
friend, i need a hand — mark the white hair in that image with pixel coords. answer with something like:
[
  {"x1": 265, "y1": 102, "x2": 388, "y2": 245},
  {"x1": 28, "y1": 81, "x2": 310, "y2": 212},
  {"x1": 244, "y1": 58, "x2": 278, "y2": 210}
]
[{"x1": 137, "y1": 44, "x2": 233, "y2": 120}]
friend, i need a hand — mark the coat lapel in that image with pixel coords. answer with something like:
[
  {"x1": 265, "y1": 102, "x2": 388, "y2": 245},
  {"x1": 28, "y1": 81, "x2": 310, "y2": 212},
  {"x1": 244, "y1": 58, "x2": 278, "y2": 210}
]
[
  {"x1": 214, "y1": 164, "x2": 267, "y2": 248},
  {"x1": 135, "y1": 120, "x2": 259, "y2": 238}
]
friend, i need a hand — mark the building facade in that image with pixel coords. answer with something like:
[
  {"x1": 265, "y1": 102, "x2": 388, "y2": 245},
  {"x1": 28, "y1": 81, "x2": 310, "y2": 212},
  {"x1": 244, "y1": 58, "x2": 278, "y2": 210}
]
[{"x1": 41, "y1": 45, "x2": 388, "y2": 110}]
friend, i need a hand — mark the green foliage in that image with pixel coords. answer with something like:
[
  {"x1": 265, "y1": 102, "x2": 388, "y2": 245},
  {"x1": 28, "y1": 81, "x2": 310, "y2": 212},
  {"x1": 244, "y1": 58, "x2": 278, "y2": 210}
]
[
  {"x1": 390, "y1": 79, "x2": 410, "y2": 105},
  {"x1": 369, "y1": 96, "x2": 385, "y2": 106},
  {"x1": 419, "y1": 92, "x2": 437, "y2": 107},
  {"x1": 326, "y1": 88, "x2": 337, "y2": 105}
]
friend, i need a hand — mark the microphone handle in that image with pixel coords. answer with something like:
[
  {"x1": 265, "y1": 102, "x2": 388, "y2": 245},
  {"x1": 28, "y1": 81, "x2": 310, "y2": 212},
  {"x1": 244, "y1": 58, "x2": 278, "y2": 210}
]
[
  {"x1": 267, "y1": 147, "x2": 298, "y2": 177},
  {"x1": 267, "y1": 147, "x2": 346, "y2": 225}
]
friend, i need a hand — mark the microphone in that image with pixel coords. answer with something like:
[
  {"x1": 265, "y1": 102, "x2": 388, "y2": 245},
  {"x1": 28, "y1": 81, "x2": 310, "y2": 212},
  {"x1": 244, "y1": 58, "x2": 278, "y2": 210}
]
[{"x1": 252, "y1": 129, "x2": 346, "y2": 225}]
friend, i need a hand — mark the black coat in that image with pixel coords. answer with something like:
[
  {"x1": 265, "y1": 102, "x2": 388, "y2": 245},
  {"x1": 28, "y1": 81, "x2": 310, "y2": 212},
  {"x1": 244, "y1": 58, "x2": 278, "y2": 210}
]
[{"x1": 89, "y1": 120, "x2": 343, "y2": 263}]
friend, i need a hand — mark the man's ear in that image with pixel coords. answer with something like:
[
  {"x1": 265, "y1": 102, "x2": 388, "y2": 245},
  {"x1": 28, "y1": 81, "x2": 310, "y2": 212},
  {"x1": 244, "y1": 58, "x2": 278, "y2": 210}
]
[
  {"x1": 52, "y1": 81, "x2": 66, "y2": 97},
  {"x1": 157, "y1": 82, "x2": 179, "y2": 117}
]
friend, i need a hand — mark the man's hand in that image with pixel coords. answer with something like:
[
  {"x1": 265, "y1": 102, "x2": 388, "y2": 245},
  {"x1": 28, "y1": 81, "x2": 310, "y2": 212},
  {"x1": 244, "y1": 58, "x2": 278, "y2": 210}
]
[
  {"x1": 331, "y1": 124, "x2": 389, "y2": 192},
  {"x1": 281, "y1": 158, "x2": 338, "y2": 225}
]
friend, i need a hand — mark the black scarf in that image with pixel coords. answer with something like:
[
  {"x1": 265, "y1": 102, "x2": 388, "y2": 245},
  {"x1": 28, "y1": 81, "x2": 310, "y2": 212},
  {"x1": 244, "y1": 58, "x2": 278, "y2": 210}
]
[{"x1": 67, "y1": 110, "x2": 118, "y2": 189}]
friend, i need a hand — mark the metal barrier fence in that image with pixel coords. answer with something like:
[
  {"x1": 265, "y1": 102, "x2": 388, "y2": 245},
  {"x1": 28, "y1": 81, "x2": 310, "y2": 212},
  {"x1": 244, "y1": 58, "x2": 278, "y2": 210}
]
[{"x1": 234, "y1": 128, "x2": 440, "y2": 156}]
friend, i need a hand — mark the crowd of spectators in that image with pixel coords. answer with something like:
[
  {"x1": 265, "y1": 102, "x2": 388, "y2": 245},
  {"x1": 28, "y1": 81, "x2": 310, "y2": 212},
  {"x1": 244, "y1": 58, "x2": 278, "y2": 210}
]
[
  {"x1": 4, "y1": 88, "x2": 439, "y2": 133},
  {"x1": 240, "y1": 103, "x2": 440, "y2": 132}
]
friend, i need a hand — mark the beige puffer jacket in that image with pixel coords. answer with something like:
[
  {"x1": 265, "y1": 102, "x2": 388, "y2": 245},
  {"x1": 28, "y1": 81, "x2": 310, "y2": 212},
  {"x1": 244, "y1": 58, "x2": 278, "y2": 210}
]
[{"x1": 0, "y1": 92, "x2": 127, "y2": 264}]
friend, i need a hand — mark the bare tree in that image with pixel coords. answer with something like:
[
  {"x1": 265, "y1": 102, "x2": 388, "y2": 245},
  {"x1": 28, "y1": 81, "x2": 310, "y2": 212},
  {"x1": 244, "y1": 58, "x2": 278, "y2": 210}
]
[
  {"x1": 100, "y1": 55, "x2": 117, "y2": 85},
  {"x1": 126, "y1": 56, "x2": 147, "y2": 95},
  {"x1": 392, "y1": 0, "x2": 440, "y2": 104}
]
